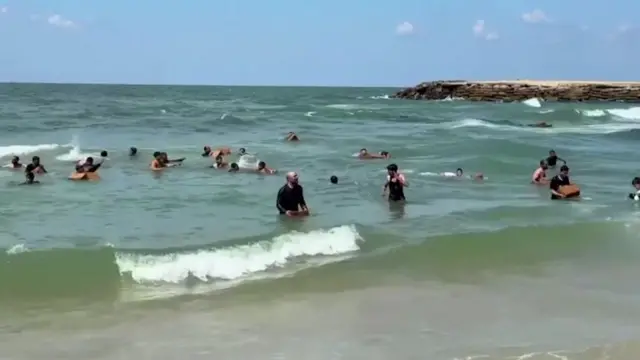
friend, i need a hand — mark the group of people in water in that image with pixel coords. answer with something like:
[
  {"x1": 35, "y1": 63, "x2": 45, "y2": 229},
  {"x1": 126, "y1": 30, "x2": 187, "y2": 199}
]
[{"x1": 5, "y1": 131, "x2": 640, "y2": 217}]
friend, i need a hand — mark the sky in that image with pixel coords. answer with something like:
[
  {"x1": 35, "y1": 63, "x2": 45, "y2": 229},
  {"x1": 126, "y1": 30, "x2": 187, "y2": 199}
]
[{"x1": 0, "y1": 0, "x2": 639, "y2": 86}]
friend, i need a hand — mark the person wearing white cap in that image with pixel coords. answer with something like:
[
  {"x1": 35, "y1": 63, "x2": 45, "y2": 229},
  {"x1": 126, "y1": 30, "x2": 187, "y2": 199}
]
[{"x1": 276, "y1": 171, "x2": 309, "y2": 217}]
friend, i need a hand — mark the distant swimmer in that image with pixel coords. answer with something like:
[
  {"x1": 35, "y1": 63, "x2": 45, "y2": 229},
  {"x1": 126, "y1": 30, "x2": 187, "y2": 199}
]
[
  {"x1": 531, "y1": 160, "x2": 549, "y2": 185},
  {"x1": 527, "y1": 121, "x2": 552, "y2": 128},
  {"x1": 358, "y1": 148, "x2": 390, "y2": 159},
  {"x1": 77, "y1": 151, "x2": 107, "y2": 169},
  {"x1": 161, "y1": 152, "x2": 185, "y2": 167},
  {"x1": 238, "y1": 148, "x2": 247, "y2": 156},
  {"x1": 9, "y1": 156, "x2": 24, "y2": 169},
  {"x1": 257, "y1": 161, "x2": 277, "y2": 174},
  {"x1": 383, "y1": 163, "x2": 407, "y2": 202},
  {"x1": 202, "y1": 146, "x2": 232, "y2": 158},
  {"x1": 75, "y1": 157, "x2": 103, "y2": 173},
  {"x1": 150, "y1": 151, "x2": 167, "y2": 171},
  {"x1": 211, "y1": 154, "x2": 229, "y2": 169},
  {"x1": 330, "y1": 175, "x2": 338, "y2": 184},
  {"x1": 629, "y1": 177, "x2": 640, "y2": 201},
  {"x1": 20, "y1": 171, "x2": 39, "y2": 185},
  {"x1": 228, "y1": 163, "x2": 240, "y2": 172},
  {"x1": 545, "y1": 149, "x2": 566, "y2": 168},
  {"x1": 550, "y1": 165, "x2": 579, "y2": 200},
  {"x1": 441, "y1": 168, "x2": 484, "y2": 180},
  {"x1": 27, "y1": 156, "x2": 47, "y2": 174},
  {"x1": 276, "y1": 171, "x2": 309, "y2": 217},
  {"x1": 129, "y1": 147, "x2": 138, "y2": 157},
  {"x1": 285, "y1": 132, "x2": 300, "y2": 141}
]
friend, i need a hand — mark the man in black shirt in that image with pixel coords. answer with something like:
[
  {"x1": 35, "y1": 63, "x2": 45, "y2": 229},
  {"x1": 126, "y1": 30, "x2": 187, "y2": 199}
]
[
  {"x1": 276, "y1": 172, "x2": 309, "y2": 216},
  {"x1": 549, "y1": 165, "x2": 571, "y2": 200}
]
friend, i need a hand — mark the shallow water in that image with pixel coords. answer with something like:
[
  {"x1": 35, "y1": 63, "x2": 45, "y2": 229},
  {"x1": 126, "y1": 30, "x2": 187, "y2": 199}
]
[{"x1": 2, "y1": 83, "x2": 640, "y2": 359}]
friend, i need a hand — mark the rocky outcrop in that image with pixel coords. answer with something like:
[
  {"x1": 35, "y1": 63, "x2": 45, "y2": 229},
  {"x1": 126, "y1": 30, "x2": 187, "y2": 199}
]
[{"x1": 391, "y1": 80, "x2": 640, "y2": 102}]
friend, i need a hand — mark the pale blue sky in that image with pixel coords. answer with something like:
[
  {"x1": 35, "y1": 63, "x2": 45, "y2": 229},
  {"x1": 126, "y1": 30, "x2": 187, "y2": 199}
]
[{"x1": 0, "y1": 0, "x2": 638, "y2": 86}]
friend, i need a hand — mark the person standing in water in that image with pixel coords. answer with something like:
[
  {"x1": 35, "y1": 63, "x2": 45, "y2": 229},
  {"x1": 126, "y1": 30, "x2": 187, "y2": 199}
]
[
  {"x1": 546, "y1": 150, "x2": 566, "y2": 168},
  {"x1": 20, "y1": 171, "x2": 39, "y2": 185},
  {"x1": 629, "y1": 177, "x2": 640, "y2": 200},
  {"x1": 27, "y1": 156, "x2": 47, "y2": 174},
  {"x1": 383, "y1": 163, "x2": 408, "y2": 201},
  {"x1": 531, "y1": 160, "x2": 549, "y2": 184},
  {"x1": 129, "y1": 147, "x2": 138, "y2": 157},
  {"x1": 549, "y1": 165, "x2": 573, "y2": 200},
  {"x1": 276, "y1": 172, "x2": 309, "y2": 216}
]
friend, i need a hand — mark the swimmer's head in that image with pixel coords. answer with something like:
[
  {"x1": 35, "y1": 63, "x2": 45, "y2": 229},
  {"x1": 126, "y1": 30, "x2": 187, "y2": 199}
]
[
  {"x1": 549, "y1": 149, "x2": 556, "y2": 156},
  {"x1": 160, "y1": 152, "x2": 168, "y2": 160},
  {"x1": 386, "y1": 163, "x2": 398, "y2": 175},
  {"x1": 239, "y1": 148, "x2": 246, "y2": 155},
  {"x1": 539, "y1": 160, "x2": 548, "y2": 170},
  {"x1": 258, "y1": 161, "x2": 266, "y2": 170},
  {"x1": 129, "y1": 147, "x2": 137, "y2": 156},
  {"x1": 32, "y1": 156, "x2": 40, "y2": 165},
  {"x1": 560, "y1": 164, "x2": 569, "y2": 175},
  {"x1": 456, "y1": 168, "x2": 463, "y2": 176},
  {"x1": 228, "y1": 163, "x2": 239, "y2": 172},
  {"x1": 360, "y1": 148, "x2": 367, "y2": 155},
  {"x1": 202, "y1": 146, "x2": 211, "y2": 157},
  {"x1": 632, "y1": 177, "x2": 640, "y2": 190},
  {"x1": 25, "y1": 171, "x2": 35, "y2": 182},
  {"x1": 380, "y1": 151, "x2": 389, "y2": 157},
  {"x1": 330, "y1": 175, "x2": 338, "y2": 184},
  {"x1": 100, "y1": 150, "x2": 108, "y2": 157},
  {"x1": 11, "y1": 156, "x2": 19, "y2": 165},
  {"x1": 85, "y1": 157, "x2": 94, "y2": 165},
  {"x1": 153, "y1": 151, "x2": 161, "y2": 159},
  {"x1": 286, "y1": 171, "x2": 299, "y2": 185}
]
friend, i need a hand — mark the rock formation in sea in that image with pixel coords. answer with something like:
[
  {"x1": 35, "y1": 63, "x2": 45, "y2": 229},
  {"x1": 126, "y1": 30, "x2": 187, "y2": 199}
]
[{"x1": 391, "y1": 80, "x2": 640, "y2": 102}]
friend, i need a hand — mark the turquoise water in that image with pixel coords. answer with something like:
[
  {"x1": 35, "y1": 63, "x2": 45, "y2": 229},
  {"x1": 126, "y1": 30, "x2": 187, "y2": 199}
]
[{"x1": 2, "y1": 84, "x2": 640, "y2": 359}]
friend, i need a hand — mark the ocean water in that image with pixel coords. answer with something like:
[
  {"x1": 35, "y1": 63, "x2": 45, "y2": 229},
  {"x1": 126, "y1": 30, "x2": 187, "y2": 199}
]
[{"x1": 1, "y1": 84, "x2": 640, "y2": 359}]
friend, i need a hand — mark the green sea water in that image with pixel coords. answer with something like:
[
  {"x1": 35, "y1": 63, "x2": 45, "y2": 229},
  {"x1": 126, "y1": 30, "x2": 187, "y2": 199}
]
[{"x1": 2, "y1": 83, "x2": 640, "y2": 359}]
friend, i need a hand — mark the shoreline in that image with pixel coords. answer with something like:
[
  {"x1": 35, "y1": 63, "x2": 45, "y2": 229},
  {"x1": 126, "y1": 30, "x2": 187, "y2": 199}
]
[{"x1": 392, "y1": 80, "x2": 640, "y2": 102}]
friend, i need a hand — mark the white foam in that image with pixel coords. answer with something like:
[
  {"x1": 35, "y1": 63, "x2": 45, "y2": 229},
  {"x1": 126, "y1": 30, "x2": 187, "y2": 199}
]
[
  {"x1": 522, "y1": 97, "x2": 542, "y2": 108},
  {"x1": 116, "y1": 224, "x2": 363, "y2": 284},
  {"x1": 369, "y1": 95, "x2": 389, "y2": 99},
  {"x1": 237, "y1": 154, "x2": 259, "y2": 169},
  {"x1": 0, "y1": 143, "x2": 62, "y2": 158},
  {"x1": 607, "y1": 106, "x2": 640, "y2": 120},
  {"x1": 304, "y1": 111, "x2": 316, "y2": 117},
  {"x1": 449, "y1": 118, "x2": 640, "y2": 134},
  {"x1": 576, "y1": 109, "x2": 607, "y2": 117},
  {"x1": 55, "y1": 145, "x2": 95, "y2": 162}
]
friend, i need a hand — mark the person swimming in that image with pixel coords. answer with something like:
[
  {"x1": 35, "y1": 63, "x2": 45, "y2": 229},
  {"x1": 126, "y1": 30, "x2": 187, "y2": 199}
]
[
  {"x1": 546, "y1": 149, "x2": 566, "y2": 168},
  {"x1": 202, "y1": 146, "x2": 232, "y2": 158},
  {"x1": 440, "y1": 168, "x2": 484, "y2": 180},
  {"x1": 77, "y1": 151, "x2": 107, "y2": 168},
  {"x1": 257, "y1": 161, "x2": 276, "y2": 174},
  {"x1": 9, "y1": 156, "x2": 23, "y2": 169},
  {"x1": 212, "y1": 154, "x2": 229, "y2": 169},
  {"x1": 358, "y1": 148, "x2": 390, "y2": 159},
  {"x1": 161, "y1": 152, "x2": 185, "y2": 167},
  {"x1": 75, "y1": 157, "x2": 102, "y2": 173},
  {"x1": 20, "y1": 171, "x2": 39, "y2": 185},
  {"x1": 238, "y1": 148, "x2": 247, "y2": 156},
  {"x1": 228, "y1": 163, "x2": 240, "y2": 172},
  {"x1": 129, "y1": 147, "x2": 138, "y2": 157},
  {"x1": 629, "y1": 177, "x2": 640, "y2": 200},
  {"x1": 531, "y1": 160, "x2": 549, "y2": 184},
  {"x1": 285, "y1": 132, "x2": 300, "y2": 141},
  {"x1": 150, "y1": 151, "x2": 167, "y2": 171},
  {"x1": 330, "y1": 175, "x2": 338, "y2": 184},
  {"x1": 527, "y1": 121, "x2": 552, "y2": 128},
  {"x1": 27, "y1": 156, "x2": 47, "y2": 174}
]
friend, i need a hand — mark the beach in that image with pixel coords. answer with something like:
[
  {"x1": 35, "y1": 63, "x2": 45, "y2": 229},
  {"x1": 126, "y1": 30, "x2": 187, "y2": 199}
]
[{"x1": 1, "y1": 83, "x2": 640, "y2": 359}]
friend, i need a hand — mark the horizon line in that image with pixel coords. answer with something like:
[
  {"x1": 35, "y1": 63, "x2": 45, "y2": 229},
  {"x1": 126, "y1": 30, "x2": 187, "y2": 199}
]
[{"x1": 0, "y1": 80, "x2": 405, "y2": 88}]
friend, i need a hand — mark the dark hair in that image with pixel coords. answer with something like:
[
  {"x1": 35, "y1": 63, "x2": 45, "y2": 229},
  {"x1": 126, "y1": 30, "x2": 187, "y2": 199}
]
[
  {"x1": 258, "y1": 161, "x2": 266, "y2": 167},
  {"x1": 239, "y1": 147, "x2": 246, "y2": 153},
  {"x1": 230, "y1": 163, "x2": 239, "y2": 169},
  {"x1": 360, "y1": 148, "x2": 367, "y2": 152},
  {"x1": 456, "y1": 168, "x2": 463, "y2": 173},
  {"x1": 539, "y1": 160, "x2": 546, "y2": 166},
  {"x1": 380, "y1": 151, "x2": 389, "y2": 156},
  {"x1": 32, "y1": 156, "x2": 40, "y2": 161},
  {"x1": 330, "y1": 175, "x2": 338, "y2": 184},
  {"x1": 129, "y1": 147, "x2": 137, "y2": 155},
  {"x1": 86, "y1": 157, "x2": 94, "y2": 163},
  {"x1": 386, "y1": 163, "x2": 398, "y2": 172},
  {"x1": 632, "y1": 177, "x2": 640, "y2": 186},
  {"x1": 560, "y1": 165, "x2": 569, "y2": 172},
  {"x1": 100, "y1": 150, "x2": 108, "y2": 157}
]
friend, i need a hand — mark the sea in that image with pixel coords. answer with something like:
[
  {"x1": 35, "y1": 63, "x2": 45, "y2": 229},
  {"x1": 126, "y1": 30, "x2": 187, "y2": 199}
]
[{"x1": 1, "y1": 83, "x2": 640, "y2": 360}]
